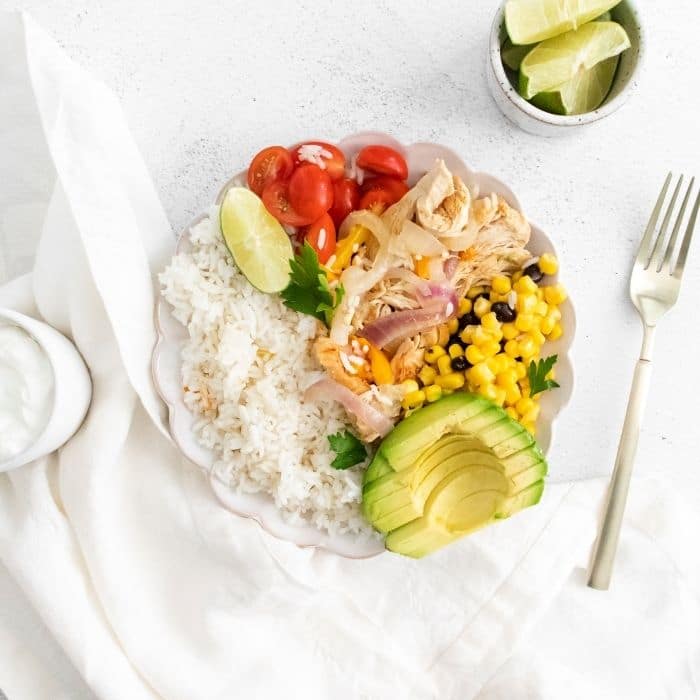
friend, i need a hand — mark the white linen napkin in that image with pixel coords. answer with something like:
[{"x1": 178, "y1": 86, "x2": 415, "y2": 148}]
[{"x1": 1, "y1": 12, "x2": 698, "y2": 700}]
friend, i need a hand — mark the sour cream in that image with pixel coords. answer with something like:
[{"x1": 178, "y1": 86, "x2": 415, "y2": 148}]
[{"x1": 0, "y1": 323, "x2": 54, "y2": 461}]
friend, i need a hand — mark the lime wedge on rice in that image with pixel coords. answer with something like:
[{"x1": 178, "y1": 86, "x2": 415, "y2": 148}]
[
  {"x1": 219, "y1": 187, "x2": 293, "y2": 293},
  {"x1": 505, "y1": 0, "x2": 621, "y2": 45},
  {"x1": 519, "y1": 21, "x2": 630, "y2": 100},
  {"x1": 531, "y1": 54, "x2": 619, "y2": 115}
]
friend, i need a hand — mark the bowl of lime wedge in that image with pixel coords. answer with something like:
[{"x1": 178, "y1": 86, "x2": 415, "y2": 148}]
[{"x1": 487, "y1": 0, "x2": 644, "y2": 136}]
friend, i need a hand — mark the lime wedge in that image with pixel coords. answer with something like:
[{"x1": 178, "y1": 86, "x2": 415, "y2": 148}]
[
  {"x1": 519, "y1": 21, "x2": 630, "y2": 100},
  {"x1": 531, "y1": 54, "x2": 619, "y2": 115},
  {"x1": 501, "y1": 38, "x2": 535, "y2": 71},
  {"x1": 505, "y1": 0, "x2": 621, "y2": 45},
  {"x1": 595, "y1": 10, "x2": 612, "y2": 21},
  {"x1": 219, "y1": 187, "x2": 293, "y2": 293}
]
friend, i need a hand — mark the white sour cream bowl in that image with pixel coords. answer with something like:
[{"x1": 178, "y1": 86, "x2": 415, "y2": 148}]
[{"x1": 0, "y1": 309, "x2": 92, "y2": 473}]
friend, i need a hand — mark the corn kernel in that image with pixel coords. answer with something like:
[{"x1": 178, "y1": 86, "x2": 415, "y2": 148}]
[
  {"x1": 425, "y1": 384, "x2": 443, "y2": 402},
  {"x1": 519, "y1": 336, "x2": 537, "y2": 358},
  {"x1": 490, "y1": 292, "x2": 509, "y2": 303},
  {"x1": 549, "y1": 323, "x2": 563, "y2": 341},
  {"x1": 447, "y1": 318, "x2": 459, "y2": 335},
  {"x1": 536, "y1": 288, "x2": 545, "y2": 301},
  {"x1": 460, "y1": 326, "x2": 474, "y2": 344},
  {"x1": 401, "y1": 379, "x2": 419, "y2": 394},
  {"x1": 478, "y1": 383, "x2": 499, "y2": 402},
  {"x1": 504, "y1": 339, "x2": 520, "y2": 358},
  {"x1": 539, "y1": 253, "x2": 558, "y2": 276},
  {"x1": 511, "y1": 270, "x2": 522, "y2": 283},
  {"x1": 516, "y1": 294, "x2": 537, "y2": 314},
  {"x1": 448, "y1": 343, "x2": 463, "y2": 359},
  {"x1": 472, "y1": 326, "x2": 492, "y2": 346},
  {"x1": 437, "y1": 354, "x2": 453, "y2": 376},
  {"x1": 515, "y1": 362, "x2": 527, "y2": 379},
  {"x1": 491, "y1": 275, "x2": 511, "y2": 294},
  {"x1": 418, "y1": 365, "x2": 437, "y2": 386},
  {"x1": 442, "y1": 388, "x2": 454, "y2": 396},
  {"x1": 491, "y1": 354, "x2": 511, "y2": 374},
  {"x1": 515, "y1": 314, "x2": 536, "y2": 332},
  {"x1": 437, "y1": 324, "x2": 450, "y2": 347},
  {"x1": 494, "y1": 387, "x2": 507, "y2": 407},
  {"x1": 481, "y1": 340, "x2": 501, "y2": 358},
  {"x1": 402, "y1": 390, "x2": 426, "y2": 409},
  {"x1": 466, "y1": 344, "x2": 485, "y2": 365},
  {"x1": 497, "y1": 368, "x2": 518, "y2": 387},
  {"x1": 504, "y1": 384, "x2": 522, "y2": 405},
  {"x1": 505, "y1": 407, "x2": 519, "y2": 421},
  {"x1": 474, "y1": 297, "x2": 491, "y2": 318},
  {"x1": 435, "y1": 372, "x2": 465, "y2": 390},
  {"x1": 514, "y1": 275, "x2": 538, "y2": 295},
  {"x1": 502, "y1": 322, "x2": 519, "y2": 340},
  {"x1": 489, "y1": 328, "x2": 504, "y2": 342},
  {"x1": 469, "y1": 362, "x2": 495, "y2": 386},
  {"x1": 467, "y1": 285, "x2": 487, "y2": 299},
  {"x1": 458, "y1": 298, "x2": 473, "y2": 316},
  {"x1": 481, "y1": 311, "x2": 500, "y2": 332},
  {"x1": 425, "y1": 345, "x2": 446, "y2": 363},
  {"x1": 522, "y1": 421, "x2": 536, "y2": 435},
  {"x1": 523, "y1": 403, "x2": 540, "y2": 423},
  {"x1": 532, "y1": 300, "x2": 547, "y2": 317},
  {"x1": 544, "y1": 284, "x2": 567, "y2": 306},
  {"x1": 529, "y1": 329, "x2": 547, "y2": 347},
  {"x1": 516, "y1": 397, "x2": 536, "y2": 416},
  {"x1": 540, "y1": 316, "x2": 556, "y2": 335},
  {"x1": 547, "y1": 306, "x2": 562, "y2": 322}
]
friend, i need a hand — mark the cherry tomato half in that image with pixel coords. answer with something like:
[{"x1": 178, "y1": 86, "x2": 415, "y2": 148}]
[
  {"x1": 288, "y1": 164, "x2": 334, "y2": 222},
  {"x1": 291, "y1": 141, "x2": 346, "y2": 180},
  {"x1": 304, "y1": 213, "x2": 336, "y2": 264},
  {"x1": 262, "y1": 180, "x2": 314, "y2": 227},
  {"x1": 361, "y1": 175, "x2": 409, "y2": 202},
  {"x1": 359, "y1": 188, "x2": 394, "y2": 215},
  {"x1": 247, "y1": 146, "x2": 294, "y2": 196},
  {"x1": 356, "y1": 145, "x2": 408, "y2": 180},
  {"x1": 328, "y1": 177, "x2": 361, "y2": 227}
]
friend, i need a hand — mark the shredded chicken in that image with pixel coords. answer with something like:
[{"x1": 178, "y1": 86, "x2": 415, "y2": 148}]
[
  {"x1": 390, "y1": 336, "x2": 424, "y2": 382},
  {"x1": 313, "y1": 337, "x2": 370, "y2": 395},
  {"x1": 416, "y1": 170, "x2": 472, "y2": 236}
]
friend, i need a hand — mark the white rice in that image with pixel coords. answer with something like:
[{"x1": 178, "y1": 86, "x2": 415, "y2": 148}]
[{"x1": 160, "y1": 206, "x2": 374, "y2": 537}]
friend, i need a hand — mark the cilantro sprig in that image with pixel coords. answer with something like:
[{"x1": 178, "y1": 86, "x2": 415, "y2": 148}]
[
  {"x1": 327, "y1": 430, "x2": 367, "y2": 470},
  {"x1": 527, "y1": 355, "x2": 560, "y2": 396},
  {"x1": 280, "y1": 242, "x2": 344, "y2": 327}
]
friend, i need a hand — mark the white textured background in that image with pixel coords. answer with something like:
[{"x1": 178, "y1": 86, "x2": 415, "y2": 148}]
[{"x1": 1, "y1": 0, "x2": 699, "y2": 697}]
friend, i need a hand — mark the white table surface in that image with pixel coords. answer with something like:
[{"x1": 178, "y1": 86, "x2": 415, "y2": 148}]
[{"x1": 1, "y1": 0, "x2": 699, "y2": 697}]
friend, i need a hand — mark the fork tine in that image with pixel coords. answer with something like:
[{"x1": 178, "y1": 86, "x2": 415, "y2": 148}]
[
  {"x1": 662, "y1": 176, "x2": 695, "y2": 271},
  {"x1": 673, "y1": 185, "x2": 700, "y2": 278},
  {"x1": 637, "y1": 172, "x2": 672, "y2": 265},
  {"x1": 648, "y1": 175, "x2": 683, "y2": 269}
]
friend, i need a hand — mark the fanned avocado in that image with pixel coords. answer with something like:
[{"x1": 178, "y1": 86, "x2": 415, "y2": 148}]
[{"x1": 362, "y1": 393, "x2": 547, "y2": 558}]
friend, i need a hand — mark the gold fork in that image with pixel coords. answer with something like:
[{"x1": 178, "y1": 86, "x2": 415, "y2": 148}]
[{"x1": 588, "y1": 173, "x2": 700, "y2": 590}]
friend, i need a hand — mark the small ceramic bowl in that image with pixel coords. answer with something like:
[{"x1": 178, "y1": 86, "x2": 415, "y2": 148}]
[
  {"x1": 487, "y1": 0, "x2": 644, "y2": 136},
  {"x1": 0, "y1": 309, "x2": 92, "y2": 473}
]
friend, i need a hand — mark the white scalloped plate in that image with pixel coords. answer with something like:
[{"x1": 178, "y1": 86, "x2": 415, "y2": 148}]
[{"x1": 153, "y1": 132, "x2": 576, "y2": 559}]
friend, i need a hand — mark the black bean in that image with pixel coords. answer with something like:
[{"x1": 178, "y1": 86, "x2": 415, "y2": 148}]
[
  {"x1": 476, "y1": 292, "x2": 491, "y2": 301},
  {"x1": 451, "y1": 355, "x2": 469, "y2": 371},
  {"x1": 458, "y1": 311, "x2": 479, "y2": 330},
  {"x1": 523, "y1": 265, "x2": 543, "y2": 283},
  {"x1": 492, "y1": 302, "x2": 516, "y2": 323},
  {"x1": 448, "y1": 333, "x2": 462, "y2": 347}
]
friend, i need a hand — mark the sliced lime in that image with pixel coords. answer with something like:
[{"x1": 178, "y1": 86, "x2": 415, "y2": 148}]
[
  {"x1": 219, "y1": 187, "x2": 293, "y2": 293},
  {"x1": 595, "y1": 10, "x2": 612, "y2": 21},
  {"x1": 501, "y1": 38, "x2": 535, "y2": 71},
  {"x1": 505, "y1": 0, "x2": 621, "y2": 45},
  {"x1": 519, "y1": 21, "x2": 630, "y2": 100},
  {"x1": 531, "y1": 54, "x2": 619, "y2": 115}
]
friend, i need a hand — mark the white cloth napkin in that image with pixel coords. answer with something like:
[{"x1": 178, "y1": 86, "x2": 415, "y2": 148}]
[{"x1": 1, "y1": 12, "x2": 698, "y2": 700}]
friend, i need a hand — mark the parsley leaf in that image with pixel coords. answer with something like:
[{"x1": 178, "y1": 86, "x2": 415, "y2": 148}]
[
  {"x1": 527, "y1": 355, "x2": 560, "y2": 396},
  {"x1": 280, "y1": 242, "x2": 343, "y2": 326},
  {"x1": 327, "y1": 430, "x2": 367, "y2": 470}
]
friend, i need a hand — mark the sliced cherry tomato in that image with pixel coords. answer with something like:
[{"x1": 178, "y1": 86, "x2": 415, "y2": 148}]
[
  {"x1": 290, "y1": 141, "x2": 345, "y2": 180},
  {"x1": 356, "y1": 145, "x2": 408, "y2": 180},
  {"x1": 304, "y1": 213, "x2": 336, "y2": 264},
  {"x1": 361, "y1": 175, "x2": 409, "y2": 202},
  {"x1": 288, "y1": 164, "x2": 334, "y2": 221},
  {"x1": 359, "y1": 189, "x2": 394, "y2": 215},
  {"x1": 262, "y1": 180, "x2": 314, "y2": 227},
  {"x1": 247, "y1": 146, "x2": 294, "y2": 196},
  {"x1": 328, "y1": 177, "x2": 361, "y2": 227}
]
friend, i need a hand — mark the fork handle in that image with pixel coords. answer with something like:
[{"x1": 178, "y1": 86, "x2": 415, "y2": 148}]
[{"x1": 588, "y1": 355, "x2": 653, "y2": 590}]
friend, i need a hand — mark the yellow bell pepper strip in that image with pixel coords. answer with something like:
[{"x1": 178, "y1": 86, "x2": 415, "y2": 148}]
[{"x1": 368, "y1": 343, "x2": 395, "y2": 385}]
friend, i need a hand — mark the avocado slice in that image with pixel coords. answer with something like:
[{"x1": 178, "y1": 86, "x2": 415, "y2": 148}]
[{"x1": 362, "y1": 393, "x2": 548, "y2": 558}]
